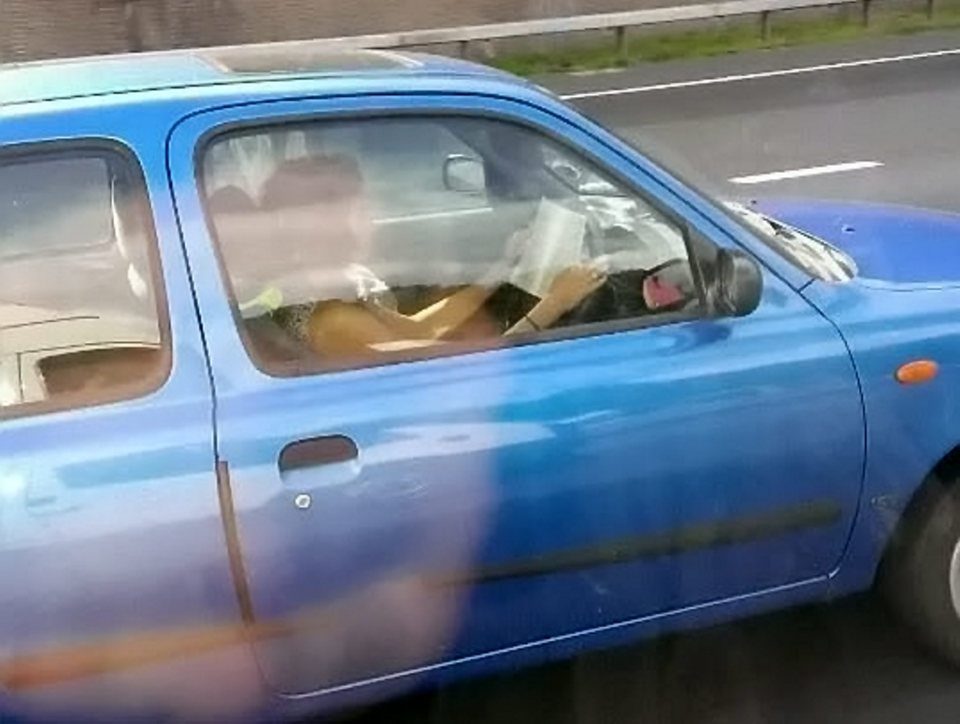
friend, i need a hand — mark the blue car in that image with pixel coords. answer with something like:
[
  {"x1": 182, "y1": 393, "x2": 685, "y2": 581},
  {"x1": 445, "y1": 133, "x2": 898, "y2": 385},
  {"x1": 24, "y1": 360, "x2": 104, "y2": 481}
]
[{"x1": 3, "y1": 44, "x2": 960, "y2": 723}]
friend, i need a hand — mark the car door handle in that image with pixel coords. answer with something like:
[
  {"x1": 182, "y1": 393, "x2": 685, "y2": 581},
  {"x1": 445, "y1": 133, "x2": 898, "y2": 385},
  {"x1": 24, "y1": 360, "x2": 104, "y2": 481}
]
[{"x1": 279, "y1": 435, "x2": 359, "y2": 473}]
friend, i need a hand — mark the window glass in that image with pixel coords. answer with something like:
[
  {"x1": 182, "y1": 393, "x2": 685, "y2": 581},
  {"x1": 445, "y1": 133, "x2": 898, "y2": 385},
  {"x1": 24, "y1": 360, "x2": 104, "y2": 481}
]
[
  {"x1": 0, "y1": 156, "x2": 113, "y2": 259},
  {"x1": 201, "y1": 116, "x2": 700, "y2": 373},
  {"x1": 0, "y1": 149, "x2": 167, "y2": 411}
]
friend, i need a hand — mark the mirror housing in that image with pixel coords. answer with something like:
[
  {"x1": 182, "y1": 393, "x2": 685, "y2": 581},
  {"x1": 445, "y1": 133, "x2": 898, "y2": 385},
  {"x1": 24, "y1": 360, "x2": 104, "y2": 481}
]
[
  {"x1": 443, "y1": 155, "x2": 486, "y2": 194},
  {"x1": 713, "y1": 249, "x2": 763, "y2": 317}
]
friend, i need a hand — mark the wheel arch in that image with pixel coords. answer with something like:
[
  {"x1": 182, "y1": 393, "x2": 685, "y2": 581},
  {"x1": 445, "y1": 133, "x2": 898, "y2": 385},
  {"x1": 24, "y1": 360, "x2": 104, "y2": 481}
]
[{"x1": 876, "y1": 444, "x2": 960, "y2": 582}]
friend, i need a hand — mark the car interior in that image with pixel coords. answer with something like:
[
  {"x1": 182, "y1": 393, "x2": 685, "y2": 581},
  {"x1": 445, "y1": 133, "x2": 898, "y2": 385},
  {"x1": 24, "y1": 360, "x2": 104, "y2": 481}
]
[
  {"x1": 202, "y1": 117, "x2": 703, "y2": 371},
  {"x1": 0, "y1": 153, "x2": 163, "y2": 407}
]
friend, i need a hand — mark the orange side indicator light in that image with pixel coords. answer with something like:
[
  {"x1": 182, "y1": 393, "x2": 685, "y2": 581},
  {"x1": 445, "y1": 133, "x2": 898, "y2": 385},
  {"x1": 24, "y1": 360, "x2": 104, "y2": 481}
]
[{"x1": 896, "y1": 360, "x2": 939, "y2": 385}]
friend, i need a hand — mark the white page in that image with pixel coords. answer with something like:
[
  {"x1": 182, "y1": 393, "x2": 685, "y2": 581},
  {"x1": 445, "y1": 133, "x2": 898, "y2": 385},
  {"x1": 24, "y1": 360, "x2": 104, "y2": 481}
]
[{"x1": 510, "y1": 199, "x2": 587, "y2": 298}]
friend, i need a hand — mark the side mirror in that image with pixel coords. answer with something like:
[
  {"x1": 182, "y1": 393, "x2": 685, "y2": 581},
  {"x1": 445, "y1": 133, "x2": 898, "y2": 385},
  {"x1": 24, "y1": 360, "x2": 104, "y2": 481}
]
[
  {"x1": 714, "y1": 249, "x2": 763, "y2": 317},
  {"x1": 443, "y1": 155, "x2": 486, "y2": 194}
]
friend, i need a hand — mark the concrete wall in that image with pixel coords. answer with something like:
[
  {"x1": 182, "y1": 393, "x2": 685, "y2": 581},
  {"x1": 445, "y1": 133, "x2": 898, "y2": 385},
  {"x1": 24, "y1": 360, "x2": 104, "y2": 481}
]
[{"x1": 0, "y1": 0, "x2": 694, "y2": 61}]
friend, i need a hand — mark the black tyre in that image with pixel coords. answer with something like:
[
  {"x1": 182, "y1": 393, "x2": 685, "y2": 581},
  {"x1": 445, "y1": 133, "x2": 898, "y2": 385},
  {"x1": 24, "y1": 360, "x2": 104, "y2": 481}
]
[{"x1": 883, "y1": 474, "x2": 960, "y2": 665}]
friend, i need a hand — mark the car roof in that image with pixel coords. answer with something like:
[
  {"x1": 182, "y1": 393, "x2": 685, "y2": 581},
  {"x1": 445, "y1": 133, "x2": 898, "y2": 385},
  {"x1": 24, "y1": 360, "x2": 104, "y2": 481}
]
[{"x1": 0, "y1": 44, "x2": 512, "y2": 107}]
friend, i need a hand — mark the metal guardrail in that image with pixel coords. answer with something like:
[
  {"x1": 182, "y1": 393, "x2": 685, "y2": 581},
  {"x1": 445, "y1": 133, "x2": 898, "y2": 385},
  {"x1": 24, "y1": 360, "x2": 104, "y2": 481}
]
[{"x1": 264, "y1": 0, "x2": 895, "y2": 60}]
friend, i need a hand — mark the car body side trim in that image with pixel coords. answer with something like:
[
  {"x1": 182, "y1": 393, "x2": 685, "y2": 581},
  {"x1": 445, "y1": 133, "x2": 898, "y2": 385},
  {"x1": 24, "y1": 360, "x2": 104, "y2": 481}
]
[{"x1": 436, "y1": 500, "x2": 842, "y2": 586}]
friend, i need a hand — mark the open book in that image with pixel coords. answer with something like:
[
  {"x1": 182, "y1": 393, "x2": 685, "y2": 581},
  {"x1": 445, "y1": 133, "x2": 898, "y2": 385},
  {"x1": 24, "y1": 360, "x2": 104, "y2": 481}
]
[{"x1": 509, "y1": 199, "x2": 587, "y2": 298}]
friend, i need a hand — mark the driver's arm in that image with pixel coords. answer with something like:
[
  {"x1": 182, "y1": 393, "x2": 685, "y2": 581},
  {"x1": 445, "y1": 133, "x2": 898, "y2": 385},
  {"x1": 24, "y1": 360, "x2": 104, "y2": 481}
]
[
  {"x1": 506, "y1": 265, "x2": 606, "y2": 336},
  {"x1": 396, "y1": 226, "x2": 534, "y2": 337},
  {"x1": 307, "y1": 301, "x2": 398, "y2": 360},
  {"x1": 307, "y1": 264, "x2": 605, "y2": 360},
  {"x1": 342, "y1": 285, "x2": 496, "y2": 342},
  {"x1": 409, "y1": 285, "x2": 498, "y2": 334}
]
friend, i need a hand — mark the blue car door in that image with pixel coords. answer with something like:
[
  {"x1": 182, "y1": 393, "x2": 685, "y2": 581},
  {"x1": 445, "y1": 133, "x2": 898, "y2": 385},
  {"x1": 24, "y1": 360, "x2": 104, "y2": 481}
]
[{"x1": 169, "y1": 92, "x2": 864, "y2": 698}]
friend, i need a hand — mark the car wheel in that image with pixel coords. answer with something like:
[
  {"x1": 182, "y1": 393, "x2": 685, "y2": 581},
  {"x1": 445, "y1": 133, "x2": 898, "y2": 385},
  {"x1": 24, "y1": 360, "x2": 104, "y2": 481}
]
[{"x1": 883, "y1": 475, "x2": 960, "y2": 665}]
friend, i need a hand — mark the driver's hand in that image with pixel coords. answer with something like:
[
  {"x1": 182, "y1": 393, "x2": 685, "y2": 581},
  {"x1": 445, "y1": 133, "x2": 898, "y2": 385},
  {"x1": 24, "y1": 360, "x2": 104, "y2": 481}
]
[{"x1": 546, "y1": 265, "x2": 607, "y2": 313}]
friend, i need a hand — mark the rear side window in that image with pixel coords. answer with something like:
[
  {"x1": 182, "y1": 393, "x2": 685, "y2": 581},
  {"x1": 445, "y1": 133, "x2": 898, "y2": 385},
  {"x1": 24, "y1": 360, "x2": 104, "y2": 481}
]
[
  {"x1": 0, "y1": 156, "x2": 112, "y2": 259},
  {"x1": 0, "y1": 146, "x2": 169, "y2": 413}
]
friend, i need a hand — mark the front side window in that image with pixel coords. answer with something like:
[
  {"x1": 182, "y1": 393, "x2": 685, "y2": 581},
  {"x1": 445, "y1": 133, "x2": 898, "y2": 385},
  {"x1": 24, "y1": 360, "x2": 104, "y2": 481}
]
[
  {"x1": 201, "y1": 116, "x2": 701, "y2": 373},
  {"x1": 0, "y1": 148, "x2": 167, "y2": 412}
]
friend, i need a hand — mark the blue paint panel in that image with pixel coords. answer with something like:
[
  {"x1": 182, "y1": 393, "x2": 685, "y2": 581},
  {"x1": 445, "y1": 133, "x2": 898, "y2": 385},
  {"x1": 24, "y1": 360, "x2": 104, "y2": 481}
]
[
  {"x1": 0, "y1": 54, "x2": 220, "y2": 106},
  {"x1": 757, "y1": 198, "x2": 960, "y2": 287},
  {"x1": 0, "y1": 49, "x2": 503, "y2": 107},
  {"x1": 800, "y1": 278, "x2": 960, "y2": 593}
]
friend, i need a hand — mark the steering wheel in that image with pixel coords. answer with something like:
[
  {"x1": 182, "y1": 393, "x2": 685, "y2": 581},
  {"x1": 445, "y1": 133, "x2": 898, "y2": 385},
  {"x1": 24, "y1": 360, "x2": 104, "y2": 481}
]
[{"x1": 561, "y1": 258, "x2": 695, "y2": 327}]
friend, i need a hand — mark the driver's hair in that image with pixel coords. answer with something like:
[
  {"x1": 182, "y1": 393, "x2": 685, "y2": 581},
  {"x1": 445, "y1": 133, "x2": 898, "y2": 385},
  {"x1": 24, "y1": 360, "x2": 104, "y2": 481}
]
[{"x1": 261, "y1": 155, "x2": 364, "y2": 209}]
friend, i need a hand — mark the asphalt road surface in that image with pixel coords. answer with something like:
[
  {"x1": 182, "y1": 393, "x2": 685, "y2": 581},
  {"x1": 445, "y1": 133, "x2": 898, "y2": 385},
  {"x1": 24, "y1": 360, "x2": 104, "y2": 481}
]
[
  {"x1": 349, "y1": 596, "x2": 957, "y2": 724},
  {"x1": 343, "y1": 31, "x2": 960, "y2": 724},
  {"x1": 554, "y1": 31, "x2": 960, "y2": 213}
]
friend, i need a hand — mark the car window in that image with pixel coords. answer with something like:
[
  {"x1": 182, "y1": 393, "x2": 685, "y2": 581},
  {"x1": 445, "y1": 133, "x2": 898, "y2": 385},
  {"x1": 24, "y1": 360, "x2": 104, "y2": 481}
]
[
  {"x1": 0, "y1": 156, "x2": 113, "y2": 260},
  {"x1": 204, "y1": 120, "x2": 489, "y2": 218},
  {"x1": 0, "y1": 148, "x2": 168, "y2": 412},
  {"x1": 200, "y1": 116, "x2": 701, "y2": 374}
]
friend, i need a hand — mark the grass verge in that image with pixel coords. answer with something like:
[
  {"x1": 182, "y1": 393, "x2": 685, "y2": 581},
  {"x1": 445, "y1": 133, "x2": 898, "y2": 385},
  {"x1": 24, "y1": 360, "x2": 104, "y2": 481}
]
[{"x1": 492, "y1": 1, "x2": 960, "y2": 76}]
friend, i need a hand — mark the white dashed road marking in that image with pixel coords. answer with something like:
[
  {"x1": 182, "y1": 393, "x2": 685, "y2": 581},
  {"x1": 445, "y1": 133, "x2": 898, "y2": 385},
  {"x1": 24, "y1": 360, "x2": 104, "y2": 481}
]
[
  {"x1": 560, "y1": 47, "x2": 960, "y2": 99},
  {"x1": 729, "y1": 161, "x2": 884, "y2": 185}
]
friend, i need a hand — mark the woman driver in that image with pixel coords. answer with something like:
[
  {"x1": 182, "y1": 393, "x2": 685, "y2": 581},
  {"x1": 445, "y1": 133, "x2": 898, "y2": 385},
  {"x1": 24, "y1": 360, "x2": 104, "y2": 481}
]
[{"x1": 259, "y1": 155, "x2": 607, "y2": 362}]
